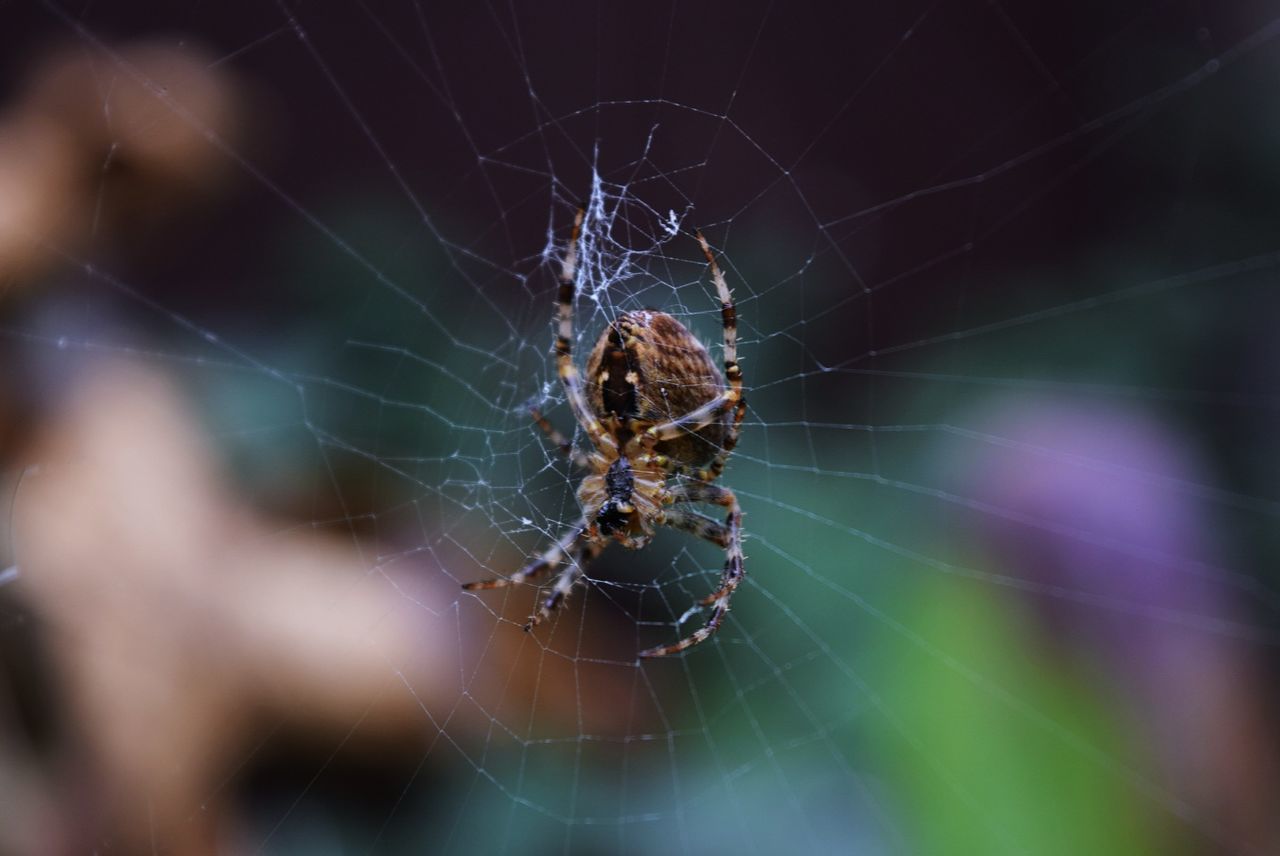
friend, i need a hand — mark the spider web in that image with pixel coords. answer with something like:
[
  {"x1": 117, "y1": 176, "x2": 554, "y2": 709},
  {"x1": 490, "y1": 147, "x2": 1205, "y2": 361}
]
[{"x1": 3, "y1": 1, "x2": 1279, "y2": 853}]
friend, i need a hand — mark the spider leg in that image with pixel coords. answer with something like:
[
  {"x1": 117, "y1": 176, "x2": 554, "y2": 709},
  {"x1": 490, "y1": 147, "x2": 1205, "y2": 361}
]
[
  {"x1": 555, "y1": 207, "x2": 617, "y2": 456},
  {"x1": 461, "y1": 521, "x2": 587, "y2": 591},
  {"x1": 661, "y1": 507, "x2": 730, "y2": 548},
  {"x1": 530, "y1": 406, "x2": 589, "y2": 470},
  {"x1": 639, "y1": 390, "x2": 739, "y2": 446},
  {"x1": 636, "y1": 232, "x2": 745, "y2": 462},
  {"x1": 697, "y1": 230, "x2": 746, "y2": 480},
  {"x1": 668, "y1": 482, "x2": 745, "y2": 608},
  {"x1": 525, "y1": 538, "x2": 606, "y2": 631},
  {"x1": 639, "y1": 482, "x2": 744, "y2": 658}
]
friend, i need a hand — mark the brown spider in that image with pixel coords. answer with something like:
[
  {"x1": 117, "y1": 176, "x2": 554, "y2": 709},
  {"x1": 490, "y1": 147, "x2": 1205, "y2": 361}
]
[{"x1": 463, "y1": 207, "x2": 746, "y2": 658}]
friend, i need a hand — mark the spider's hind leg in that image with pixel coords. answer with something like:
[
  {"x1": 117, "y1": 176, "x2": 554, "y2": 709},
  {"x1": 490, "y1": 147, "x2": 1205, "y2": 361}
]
[
  {"x1": 554, "y1": 207, "x2": 617, "y2": 458},
  {"x1": 530, "y1": 406, "x2": 589, "y2": 469},
  {"x1": 697, "y1": 230, "x2": 746, "y2": 482}
]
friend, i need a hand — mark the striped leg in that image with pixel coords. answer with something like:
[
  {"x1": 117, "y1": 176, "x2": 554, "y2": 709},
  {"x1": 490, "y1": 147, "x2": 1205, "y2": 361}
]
[
  {"x1": 530, "y1": 406, "x2": 589, "y2": 469},
  {"x1": 525, "y1": 540, "x2": 605, "y2": 631},
  {"x1": 640, "y1": 389, "x2": 740, "y2": 446},
  {"x1": 697, "y1": 231, "x2": 746, "y2": 479},
  {"x1": 555, "y1": 207, "x2": 616, "y2": 456},
  {"x1": 639, "y1": 231, "x2": 745, "y2": 463},
  {"x1": 462, "y1": 521, "x2": 587, "y2": 591},
  {"x1": 662, "y1": 507, "x2": 731, "y2": 548},
  {"x1": 639, "y1": 482, "x2": 745, "y2": 658}
]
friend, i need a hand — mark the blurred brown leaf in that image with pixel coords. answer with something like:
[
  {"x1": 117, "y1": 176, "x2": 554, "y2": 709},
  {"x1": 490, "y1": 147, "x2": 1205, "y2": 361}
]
[{"x1": 11, "y1": 364, "x2": 446, "y2": 853}]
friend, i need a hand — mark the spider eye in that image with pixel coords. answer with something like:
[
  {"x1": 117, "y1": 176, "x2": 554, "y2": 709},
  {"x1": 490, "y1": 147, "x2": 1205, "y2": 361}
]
[{"x1": 597, "y1": 500, "x2": 630, "y2": 536}]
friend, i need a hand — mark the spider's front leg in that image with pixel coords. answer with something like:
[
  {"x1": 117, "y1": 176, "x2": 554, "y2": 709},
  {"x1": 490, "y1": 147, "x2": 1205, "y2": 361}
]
[
  {"x1": 462, "y1": 521, "x2": 588, "y2": 592},
  {"x1": 462, "y1": 520, "x2": 604, "y2": 631},
  {"x1": 525, "y1": 538, "x2": 604, "y2": 631},
  {"x1": 639, "y1": 482, "x2": 745, "y2": 658}
]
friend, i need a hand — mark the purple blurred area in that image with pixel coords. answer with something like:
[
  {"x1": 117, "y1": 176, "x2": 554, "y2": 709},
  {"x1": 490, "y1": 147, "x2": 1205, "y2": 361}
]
[{"x1": 952, "y1": 397, "x2": 1277, "y2": 846}]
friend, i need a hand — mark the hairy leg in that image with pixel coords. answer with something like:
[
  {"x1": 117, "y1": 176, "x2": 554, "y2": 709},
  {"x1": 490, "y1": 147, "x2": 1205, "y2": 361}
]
[{"x1": 639, "y1": 482, "x2": 744, "y2": 657}]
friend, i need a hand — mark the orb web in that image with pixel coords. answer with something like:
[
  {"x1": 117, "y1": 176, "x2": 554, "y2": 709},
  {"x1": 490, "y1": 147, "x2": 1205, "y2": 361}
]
[{"x1": 1, "y1": 2, "x2": 1278, "y2": 853}]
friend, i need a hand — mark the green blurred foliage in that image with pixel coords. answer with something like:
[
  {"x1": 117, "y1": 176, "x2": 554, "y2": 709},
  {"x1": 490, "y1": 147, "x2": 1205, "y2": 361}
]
[{"x1": 869, "y1": 575, "x2": 1176, "y2": 856}]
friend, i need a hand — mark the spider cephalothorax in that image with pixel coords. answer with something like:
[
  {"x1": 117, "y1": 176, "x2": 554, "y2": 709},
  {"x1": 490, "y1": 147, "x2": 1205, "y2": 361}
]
[
  {"x1": 463, "y1": 208, "x2": 746, "y2": 658},
  {"x1": 596, "y1": 458, "x2": 637, "y2": 537},
  {"x1": 578, "y1": 447, "x2": 667, "y2": 549}
]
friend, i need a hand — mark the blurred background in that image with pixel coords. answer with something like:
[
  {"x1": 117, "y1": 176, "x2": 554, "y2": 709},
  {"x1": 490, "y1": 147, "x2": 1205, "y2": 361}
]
[{"x1": 0, "y1": 1, "x2": 1277, "y2": 853}]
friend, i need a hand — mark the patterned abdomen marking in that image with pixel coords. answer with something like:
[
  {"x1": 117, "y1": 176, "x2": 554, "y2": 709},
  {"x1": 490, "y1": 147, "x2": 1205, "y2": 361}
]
[{"x1": 585, "y1": 309, "x2": 728, "y2": 469}]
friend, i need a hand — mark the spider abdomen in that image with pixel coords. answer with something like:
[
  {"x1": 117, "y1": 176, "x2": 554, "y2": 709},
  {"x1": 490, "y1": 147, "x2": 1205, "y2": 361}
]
[{"x1": 585, "y1": 309, "x2": 728, "y2": 469}]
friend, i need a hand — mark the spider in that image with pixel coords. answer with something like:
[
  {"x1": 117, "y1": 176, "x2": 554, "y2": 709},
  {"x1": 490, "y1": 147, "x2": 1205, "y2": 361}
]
[{"x1": 463, "y1": 207, "x2": 747, "y2": 658}]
